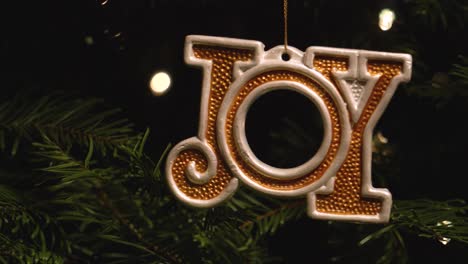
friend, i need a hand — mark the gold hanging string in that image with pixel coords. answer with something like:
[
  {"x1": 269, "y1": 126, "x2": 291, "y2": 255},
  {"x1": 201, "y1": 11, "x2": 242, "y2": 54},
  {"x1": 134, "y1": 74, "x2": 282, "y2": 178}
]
[{"x1": 283, "y1": 0, "x2": 288, "y2": 52}]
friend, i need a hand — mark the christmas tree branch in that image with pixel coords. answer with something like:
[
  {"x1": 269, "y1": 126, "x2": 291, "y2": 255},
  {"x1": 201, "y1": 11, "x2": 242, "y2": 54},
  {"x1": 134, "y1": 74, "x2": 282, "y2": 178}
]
[
  {"x1": 33, "y1": 133, "x2": 181, "y2": 263},
  {"x1": 239, "y1": 199, "x2": 305, "y2": 236},
  {"x1": 95, "y1": 186, "x2": 181, "y2": 263},
  {"x1": 450, "y1": 55, "x2": 468, "y2": 85},
  {"x1": 0, "y1": 92, "x2": 140, "y2": 156},
  {"x1": 360, "y1": 199, "x2": 468, "y2": 247}
]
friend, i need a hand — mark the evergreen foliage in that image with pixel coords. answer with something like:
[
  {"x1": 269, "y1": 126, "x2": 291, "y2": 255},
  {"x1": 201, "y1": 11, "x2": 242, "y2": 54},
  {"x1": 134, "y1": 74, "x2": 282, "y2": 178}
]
[
  {"x1": 1, "y1": 0, "x2": 468, "y2": 263},
  {"x1": 0, "y1": 92, "x2": 467, "y2": 263}
]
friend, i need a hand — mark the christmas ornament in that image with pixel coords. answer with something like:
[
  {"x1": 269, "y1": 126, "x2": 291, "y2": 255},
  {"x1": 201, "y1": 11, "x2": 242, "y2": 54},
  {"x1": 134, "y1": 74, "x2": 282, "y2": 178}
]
[{"x1": 165, "y1": 35, "x2": 412, "y2": 223}]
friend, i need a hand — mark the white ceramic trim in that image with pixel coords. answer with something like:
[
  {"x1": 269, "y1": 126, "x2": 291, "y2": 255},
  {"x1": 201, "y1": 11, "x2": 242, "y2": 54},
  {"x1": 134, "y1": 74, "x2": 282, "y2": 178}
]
[
  {"x1": 233, "y1": 80, "x2": 332, "y2": 180},
  {"x1": 184, "y1": 35, "x2": 265, "y2": 141},
  {"x1": 165, "y1": 137, "x2": 238, "y2": 208},
  {"x1": 165, "y1": 35, "x2": 263, "y2": 207},
  {"x1": 167, "y1": 35, "x2": 412, "y2": 223},
  {"x1": 306, "y1": 48, "x2": 412, "y2": 223},
  {"x1": 216, "y1": 46, "x2": 351, "y2": 197}
]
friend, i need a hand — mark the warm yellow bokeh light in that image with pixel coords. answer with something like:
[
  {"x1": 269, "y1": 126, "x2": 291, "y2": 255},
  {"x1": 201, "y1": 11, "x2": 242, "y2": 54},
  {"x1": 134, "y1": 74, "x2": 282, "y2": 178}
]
[
  {"x1": 150, "y1": 72, "x2": 171, "y2": 96},
  {"x1": 379, "y1": 9, "x2": 395, "y2": 31}
]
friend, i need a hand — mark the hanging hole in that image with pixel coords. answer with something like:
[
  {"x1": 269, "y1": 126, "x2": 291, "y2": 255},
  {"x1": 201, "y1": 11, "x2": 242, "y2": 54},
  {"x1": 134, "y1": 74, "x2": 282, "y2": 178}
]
[{"x1": 281, "y1": 52, "x2": 291, "y2": 61}]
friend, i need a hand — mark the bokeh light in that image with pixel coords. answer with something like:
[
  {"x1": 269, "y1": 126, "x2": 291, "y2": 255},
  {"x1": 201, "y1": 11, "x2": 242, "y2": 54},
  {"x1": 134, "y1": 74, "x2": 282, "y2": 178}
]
[
  {"x1": 379, "y1": 8, "x2": 395, "y2": 31},
  {"x1": 150, "y1": 72, "x2": 171, "y2": 96}
]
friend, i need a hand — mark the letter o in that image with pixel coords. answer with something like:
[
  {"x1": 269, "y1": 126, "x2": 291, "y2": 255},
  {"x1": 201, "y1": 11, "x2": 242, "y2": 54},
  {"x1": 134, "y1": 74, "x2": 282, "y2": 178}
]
[
  {"x1": 217, "y1": 62, "x2": 351, "y2": 197},
  {"x1": 233, "y1": 81, "x2": 332, "y2": 180}
]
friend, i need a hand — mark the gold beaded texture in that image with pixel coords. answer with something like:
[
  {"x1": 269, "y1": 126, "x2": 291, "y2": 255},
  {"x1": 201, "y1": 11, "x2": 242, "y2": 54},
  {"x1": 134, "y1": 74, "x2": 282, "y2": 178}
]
[
  {"x1": 315, "y1": 57, "x2": 402, "y2": 215},
  {"x1": 171, "y1": 45, "x2": 254, "y2": 200},
  {"x1": 225, "y1": 70, "x2": 343, "y2": 190}
]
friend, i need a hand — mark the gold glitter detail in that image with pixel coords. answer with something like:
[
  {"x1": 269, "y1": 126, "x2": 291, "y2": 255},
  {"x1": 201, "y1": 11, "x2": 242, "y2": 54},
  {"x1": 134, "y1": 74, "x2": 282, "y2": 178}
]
[
  {"x1": 316, "y1": 59, "x2": 402, "y2": 215},
  {"x1": 313, "y1": 56, "x2": 348, "y2": 81},
  {"x1": 171, "y1": 45, "x2": 254, "y2": 200},
  {"x1": 225, "y1": 70, "x2": 342, "y2": 190}
]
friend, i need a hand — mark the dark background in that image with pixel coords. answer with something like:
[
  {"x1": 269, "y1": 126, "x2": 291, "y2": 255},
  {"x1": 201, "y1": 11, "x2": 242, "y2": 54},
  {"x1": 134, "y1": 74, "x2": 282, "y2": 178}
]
[{"x1": 2, "y1": 0, "x2": 468, "y2": 262}]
